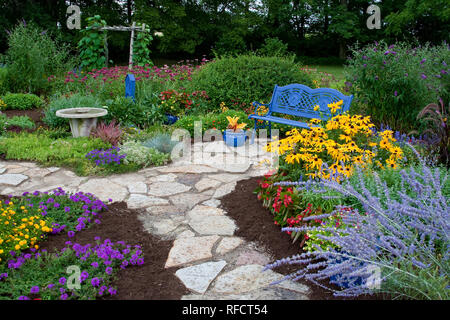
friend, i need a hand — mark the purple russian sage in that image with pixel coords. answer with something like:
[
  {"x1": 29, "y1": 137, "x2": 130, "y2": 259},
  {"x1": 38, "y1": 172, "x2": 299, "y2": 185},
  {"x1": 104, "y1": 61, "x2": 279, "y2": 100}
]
[{"x1": 264, "y1": 156, "x2": 449, "y2": 299}]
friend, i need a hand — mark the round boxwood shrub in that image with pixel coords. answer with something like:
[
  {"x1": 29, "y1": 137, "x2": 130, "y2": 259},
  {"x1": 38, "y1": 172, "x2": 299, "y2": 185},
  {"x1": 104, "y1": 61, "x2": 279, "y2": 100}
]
[
  {"x1": 187, "y1": 55, "x2": 314, "y2": 110},
  {"x1": 1, "y1": 93, "x2": 44, "y2": 110}
]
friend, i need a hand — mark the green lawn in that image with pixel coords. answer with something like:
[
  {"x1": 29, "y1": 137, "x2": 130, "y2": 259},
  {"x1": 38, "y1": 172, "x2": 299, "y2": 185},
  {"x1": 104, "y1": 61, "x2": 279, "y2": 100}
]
[{"x1": 310, "y1": 65, "x2": 345, "y2": 80}]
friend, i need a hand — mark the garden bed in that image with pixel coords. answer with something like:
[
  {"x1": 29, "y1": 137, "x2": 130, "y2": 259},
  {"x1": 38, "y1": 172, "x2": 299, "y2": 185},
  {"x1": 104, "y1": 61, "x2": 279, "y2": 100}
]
[
  {"x1": 2, "y1": 109, "x2": 47, "y2": 133},
  {"x1": 0, "y1": 194, "x2": 188, "y2": 300},
  {"x1": 220, "y1": 177, "x2": 383, "y2": 300}
]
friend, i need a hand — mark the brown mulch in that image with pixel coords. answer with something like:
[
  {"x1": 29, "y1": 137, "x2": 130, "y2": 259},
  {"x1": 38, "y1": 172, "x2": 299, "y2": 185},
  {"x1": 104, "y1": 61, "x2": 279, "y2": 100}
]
[
  {"x1": 2, "y1": 109, "x2": 48, "y2": 133},
  {"x1": 0, "y1": 195, "x2": 188, "y2": 300},
  {"x1": 220, "y1": 177, "x2": 383, "y2": 300}
]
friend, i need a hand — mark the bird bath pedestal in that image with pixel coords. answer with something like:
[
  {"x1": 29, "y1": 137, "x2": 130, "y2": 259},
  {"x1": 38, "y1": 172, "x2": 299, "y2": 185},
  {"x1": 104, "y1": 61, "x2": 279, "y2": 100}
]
[{"x1": 55, "y1": 108, "x2": 108, "y2": 138}]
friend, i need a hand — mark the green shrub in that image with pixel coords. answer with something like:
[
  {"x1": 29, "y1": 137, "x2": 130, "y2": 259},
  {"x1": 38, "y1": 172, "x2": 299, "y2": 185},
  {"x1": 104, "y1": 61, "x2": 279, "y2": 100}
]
[
  {"x1": 122, "y1": 125, "x2": 174, "y2": 143},
  {"x1": 4, "y1": 22, "x2": 75, "y2": 94},
  {"x1": 0, "y1": 67, "x2": 7, "y2": 94},
  {"x1": 258, "y1": 37, "x2": 290, "y2": 57},
  {"x1": 0, "y1": 131, "x2": 109, "y2": 169},
  {"x1": 103, "y1": 96, "x2": 145, "y2": 127},
  {"x1": 345, "y1": 41, "x2": 449, "y2": 132},
  {"x1": 1, "y1": 93, "x2": 43, "y2": 110},
  {"x1": 0, "y1": 114, "x2": 35, "y2": 135},
  {"x1": 44, "y1": 94, "x2": 102, "y2": 128},
  {"x1": 120, "y1": 141, "x2": 170, "y2": 167},
  {"x1": 174, "y1": 110, "x2": 253, "y2": 136},
  {"x1": 213, "y1": 31, "x2": 247, "y2": 57},
  {"x1": 187, "y1": 55, "x2": 313, "y2": 110}
]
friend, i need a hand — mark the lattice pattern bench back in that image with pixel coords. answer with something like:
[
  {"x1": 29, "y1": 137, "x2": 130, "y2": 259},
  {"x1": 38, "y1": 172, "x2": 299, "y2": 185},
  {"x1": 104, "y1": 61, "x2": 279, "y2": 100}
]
[{"x1": 269, "y1": 84, "x2": 353, "y2": 121}]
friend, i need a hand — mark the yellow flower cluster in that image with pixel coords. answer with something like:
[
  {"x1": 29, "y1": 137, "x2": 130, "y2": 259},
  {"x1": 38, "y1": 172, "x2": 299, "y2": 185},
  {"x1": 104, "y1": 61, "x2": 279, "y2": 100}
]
[
  {"x1": 327, "y1": 100, "x2": 343, "y2": 114},
  {"x1": 377, "y1": 130, "x2": 404, "y2": 170},
  {"x1": 0, "y1": 200, "x2": 53, "y2": 262},
  {"x1": 256, "y1": 105, "x2": 269, "y2": 116},
  {"x1": 220, "y1": 102, "x2": 229, "y2": 112},
  {"x1": 265, "y1": 111, "x2": 404, "y2": 182}
]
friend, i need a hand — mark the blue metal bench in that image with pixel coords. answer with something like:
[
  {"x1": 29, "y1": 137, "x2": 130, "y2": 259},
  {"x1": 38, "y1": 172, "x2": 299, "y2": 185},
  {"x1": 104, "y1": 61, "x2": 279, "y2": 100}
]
[{"x1": 249, "y1": 84, "x2": 353, "y2": 141}]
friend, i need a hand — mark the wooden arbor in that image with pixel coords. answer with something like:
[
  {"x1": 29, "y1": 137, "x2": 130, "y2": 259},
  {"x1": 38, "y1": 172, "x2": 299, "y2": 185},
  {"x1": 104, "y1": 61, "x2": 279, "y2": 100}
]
[{"x1": 94, "y1": 22, "x2": 149, "y2": 70}]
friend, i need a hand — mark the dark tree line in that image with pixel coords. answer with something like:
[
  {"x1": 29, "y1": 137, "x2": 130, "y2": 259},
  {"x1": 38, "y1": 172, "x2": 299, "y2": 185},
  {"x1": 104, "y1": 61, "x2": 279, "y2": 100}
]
[{"x1": 0, "y1": 0, "x2": 448, "y2": 62}]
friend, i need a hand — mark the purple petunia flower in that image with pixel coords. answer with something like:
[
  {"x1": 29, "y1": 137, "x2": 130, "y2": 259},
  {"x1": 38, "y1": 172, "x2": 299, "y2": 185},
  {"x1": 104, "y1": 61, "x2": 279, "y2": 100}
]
[
  {"x1": 91, "y1": 262, "x2": 99, "y2": 268},
  {"x1": 64, "y1": 207, "x2": 71, "y2": 213},
  {"x1": 105, "y1": 267, "x2": 113, "y2": 275},
  {"x1": 30, "y1": 286, "x2": 39, "y2": 294},
  {"x1": 91, "y1": 277, "x2": 101, "y2": 287},
  {"x1": 80, "y1": 271, "x2": 89, "y2": 282},
  {"x1": 59, "y1": 277, "x2": 66, "y2": 285},
  {"x1": 18, "y1": 296, "x2": 30, "y2": 300},
  {"x1": 68, "y1": 231, "x2": 75, "y2": 238},
  {"x1": 60, "y1": 293, "x2": 68, "y2": 300},
  {"x1": 98, "y1": 285, "x2": 108, "y2": 295},
  {"x1": 421, "y1": 73, "x2": 427, "y2": 79}
]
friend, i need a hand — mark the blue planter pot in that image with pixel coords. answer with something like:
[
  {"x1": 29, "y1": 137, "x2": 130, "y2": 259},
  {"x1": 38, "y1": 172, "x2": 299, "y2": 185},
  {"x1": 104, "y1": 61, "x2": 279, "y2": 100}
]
[
  {"x1": 164, "y1": 114, "x2": 179, "y2": 125},
  {"x1": 223, "y1": 130, "x2": 248, "y2": 147},
  {"x1": 329, "y1": 252, "x2": 365, "y2": 289},
  {"x1": 329, "y1": 243, "x2": 382, "y2": 289}
]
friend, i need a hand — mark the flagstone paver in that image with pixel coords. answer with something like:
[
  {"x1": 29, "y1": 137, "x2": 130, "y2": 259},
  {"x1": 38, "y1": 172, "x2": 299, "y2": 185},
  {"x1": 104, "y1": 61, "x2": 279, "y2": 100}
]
[
  {"x1": 0, "y1": 139, "x2": 310, "y2": 300},
  {"x1": 213, "y1": 181, "x2": 237, "y2": 198},
  {"x1": 147, "y1": 181, "x2": 191, "y2": 197},
  {"x1": 79, "y1": 179, "x2": 128, "y2": 202},
  {"x1": 216, "y1": 237, "x2": 244, "y2": 255},
  {"x1": 175, "y1": 261, "x2": 227, "y2": 294},
  {"x1": 165, "y1": 235, "x2": 221, "y2": 268},
  {"x1": 189, "y1": 215, "x2": 237, "y2": 236},
  {"x1": 209, "y1": 264, "x2": 283, "y2": 294},
  {"x1": 169, "y1": 193, "x2": 210, "y2": 210},
  {"x1": 127, "y1": 194, "x2": 169, "y2": 209},
  {"x1": 194, "y1": 178, "x2": 222, "y2": 192},
  {"x1": 0, "y1": 173, "x2": 29, "y2": 186}
]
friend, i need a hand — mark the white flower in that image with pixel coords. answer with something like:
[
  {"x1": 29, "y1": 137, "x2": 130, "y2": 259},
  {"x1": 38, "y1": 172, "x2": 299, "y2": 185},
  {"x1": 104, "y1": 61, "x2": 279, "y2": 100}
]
[{"x1": 154, "y1": 31, "x2": 164, "y2": 37}]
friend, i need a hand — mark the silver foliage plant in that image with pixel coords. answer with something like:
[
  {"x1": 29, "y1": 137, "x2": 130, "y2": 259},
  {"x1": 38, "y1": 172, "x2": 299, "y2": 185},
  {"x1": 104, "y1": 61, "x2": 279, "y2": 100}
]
[{"x1": 264, "y1": 145, "x2": 449, "y2": 299}]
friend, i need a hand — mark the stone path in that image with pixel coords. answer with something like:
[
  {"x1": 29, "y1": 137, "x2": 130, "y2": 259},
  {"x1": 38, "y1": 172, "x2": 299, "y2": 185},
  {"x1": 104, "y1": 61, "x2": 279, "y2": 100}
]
[{"x1": 0, "y1": 140, "x2": 310, "y2": 300}]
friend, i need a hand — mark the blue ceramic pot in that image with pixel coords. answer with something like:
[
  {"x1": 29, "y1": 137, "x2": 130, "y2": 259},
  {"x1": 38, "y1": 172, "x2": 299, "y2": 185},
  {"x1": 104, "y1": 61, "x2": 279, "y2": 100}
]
[
  {"x1": 165, "y1": 114, "x2": 179, "y2": 125},
  {"x1": 223, "y1": 129, "x2": 247, "y2": 147}
]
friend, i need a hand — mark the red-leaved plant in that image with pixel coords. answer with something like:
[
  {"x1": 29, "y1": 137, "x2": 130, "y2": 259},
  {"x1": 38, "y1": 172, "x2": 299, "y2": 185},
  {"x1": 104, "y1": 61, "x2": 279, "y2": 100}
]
[
  {"x1": 413, "y1": 98, "x2": 449, "y2": 166},
  {"x1": 91, "y1": 120, "x2": 123, "y2": 146}
]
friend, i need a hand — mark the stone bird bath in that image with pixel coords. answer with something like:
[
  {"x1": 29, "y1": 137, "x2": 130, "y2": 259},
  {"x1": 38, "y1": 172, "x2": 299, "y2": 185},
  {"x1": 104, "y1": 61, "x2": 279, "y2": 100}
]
[{"x1": 56, "y1": 108, "x2": 108, "y2": 138}]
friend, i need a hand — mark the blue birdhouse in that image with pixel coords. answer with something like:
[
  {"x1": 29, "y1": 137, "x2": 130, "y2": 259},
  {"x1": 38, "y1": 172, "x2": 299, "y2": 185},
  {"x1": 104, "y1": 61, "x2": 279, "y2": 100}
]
[{"x1": 125, "y1": 73, "x2": 136, "y2": 102}]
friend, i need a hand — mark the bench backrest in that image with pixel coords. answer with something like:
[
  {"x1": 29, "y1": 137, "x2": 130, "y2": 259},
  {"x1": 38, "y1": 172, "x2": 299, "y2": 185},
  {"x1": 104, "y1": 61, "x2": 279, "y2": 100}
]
[{"x1": 268, "y1": 84, "x2": 353, "y2": 121}]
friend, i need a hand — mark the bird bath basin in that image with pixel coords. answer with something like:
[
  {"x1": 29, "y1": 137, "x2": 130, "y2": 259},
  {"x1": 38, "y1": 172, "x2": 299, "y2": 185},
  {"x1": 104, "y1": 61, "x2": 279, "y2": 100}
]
[{"x1": 56, "y1": 107, "x2": 108, "y2": 137}]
